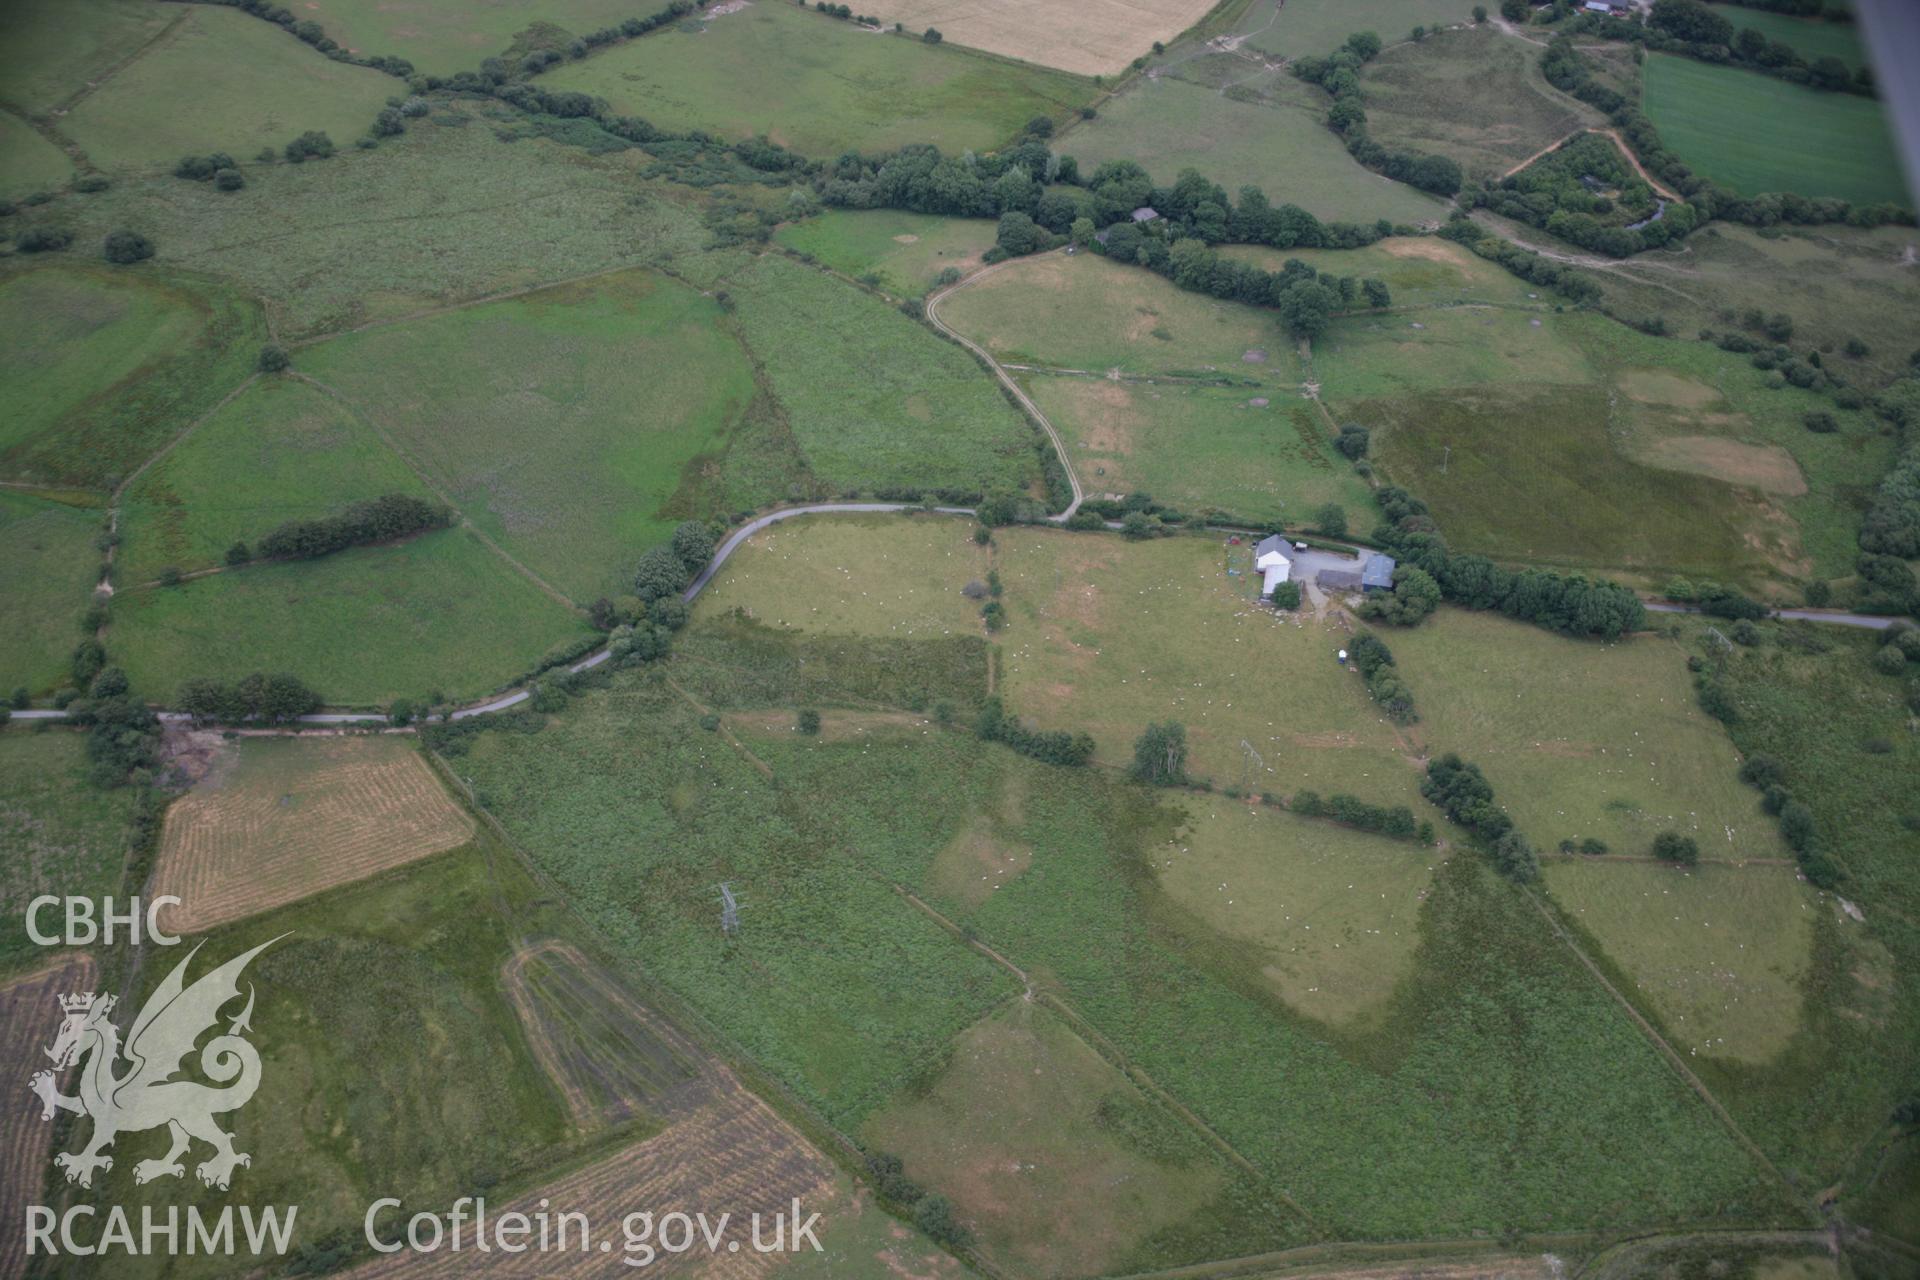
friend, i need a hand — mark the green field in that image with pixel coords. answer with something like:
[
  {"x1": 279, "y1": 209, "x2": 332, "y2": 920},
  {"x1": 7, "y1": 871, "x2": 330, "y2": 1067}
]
[
  {"x1": 1053, "y1": 68, "x2": 1444, "y2": 226},
  {"x1": 301, "y1": 269, "x2": 757, "y2": 603},
  {"x1": 1228, "y1": 0, "x2": 1477, "y2": 62},
  {"x1": 0, "y1": 110, "x2": 71, "y2": 200},
  {"x1": 0, "y1": 0, "x2": 177, "y2": 117},
  {"x1": 1222, "y1": 235, "x2": 1539, "y2": 307},
  {"x1": 1359, "y1": 25, "x2": 1598, "y2": 179},
  {"x1": 543, "y1": 2, "x2": 1092, "y2": 158},
  {"x1": 0, "y1": 262, "x2": 264, "y2": 488},
  {"x1": 775, "y1": 210, "x2": 996, "y2": 298},
  {"x1": 0, "y1": 729, "x2": 136, "y2": 974},
  {"x1": 1026, "y1": 376, "x2": 1373, "y2": 523},
  {"x1": 1642, "y1": 54, "x2": 1908, "y2": 206},
  {"x1": 1157, "y1": 799, "x2": 1438, "y2": 1028},
  {"x1": 61, "y1": 5, "x2": 398, "y2": 173},
  {"x1": 1546, "y1": 859, "x2": 1815, "y2": 1064},
  {"x1": 87, "y1": 843, "x2": 582, "y2": 1280},
  {"x1": 0, "y1": 491, "x2": 102, "y2": 696},
  {"x1": 118, "y1": 374, "x2": 430, "y2": 586},
  {"x1": 939, "y1": 251, "x2": 1302, "y2": 381},
  {"x1": 1327, "y1": 308, "x2": 1891, "y2": 589},
  {"x1": 1389, "y1": 608, "x2": 1791, "y2": 861},
  {"x1": 9, "y1": 104, "x2": 714, "y2": 341},
  {"x1": 109, "y1": 528, "x2": 592, "y2": 706},
  {"x1": 296, "y1": 0, "x2": 651, "y2": 77},
  {"x1": 731, "y1": 254, "x2": 1041, "y2": 499},
  {"x1": 1711, "y1": 4, "x2": 1869, "y2": 71}
]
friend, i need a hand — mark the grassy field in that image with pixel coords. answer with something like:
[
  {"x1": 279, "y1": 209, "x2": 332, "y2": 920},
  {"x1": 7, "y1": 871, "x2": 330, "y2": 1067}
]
[
  {"x1": 1585, "y1": 222, "x2": 1920, "y2": 393},
  {"x1": 0, "y1": 490, "x2": 102, "y2": 696},
  {"x1": 853, "y1": 0, "x2": 1217, "y2": 75},
  {"x1": 0, "y1": 262, "x2": 264, "y2": 489},
  {"x1": 152, "y1": 735, "x2": 475, "y2": 935},
  {"x1": 691, "y1": 513, "x2": 990, "y2": 636},
  {"x1": 775, "y1": 210, "x2": 996, "y2": 298},
  {"x1": 0, "y1": 729, "x2": 134, "y2": 974},
  {"x1": 88, "y1": 842, "x2": 585, "y2": 1280},
  {"x1": 1156, "y1": 799, "x2": 1438, "y2": 1029},
  {"x1": 1327, "y1": 308, "x2": 1891, "y2": 588},
  {"x1": 1388, "y1": 608, "x2": 1790, "y2": 861},
  {"x1": 1711, "y1": 4, "x2": 1868, "y2": 71},
  {"x1": 301, "y1": 269, "x2": 757, "y2": 603},
  {"x1": 61, "y1": 5, "x2": 397, "y2": 173},
  {"x1": 118, "y1": 374, "x2": 430, "y2": 585},
  {"x1": 939, "y1": 251, "x2": 1303, "y2": 381},
  {"x1": 543, "y1": 2, "x2": 1092, "y2": 158},
  {"x1": 1025, "y1": 376, "x2": 1374, "y2": 522},
  {"x1": 109, "y1": 528, "x2": 593, "y2": 706},
  {"x1": 731, "y1": 254, "x2": 1041, "y2": 499},
  {"x1": 1053, "y1": 69, "x2": 1445, "y2": 226},
  {"x1": 0, "y1": 0, "x2": 177, "y2": 117},
  {"x1": 1221, "y1": 234, "x2": 1539, "y2": 307},
  {"x1": 1359, "y1": 26, "x2": 1598, "y2": 179},
  {"x1": 1229, "y1": 0, "x2": 1478, "y2": 62},
  {"x1": 10, "y1": 105, "x2": 714, "y2": 341},
  {"x1": 295, "y1": 0, "x2": 652, "y2": 77},
  {"x1": 1546, "y1": 859, "x2": 1815, "y2": 1064},
  {"x1": 0, "y1": 111, "x2": 71, "y2": 199},
  {"x1": 861, "y1": 1001, "x2": 1233, "y2": 1277},
  {"x1": 1642, "y1": 54, "x2": 1908, "y2": 206}
]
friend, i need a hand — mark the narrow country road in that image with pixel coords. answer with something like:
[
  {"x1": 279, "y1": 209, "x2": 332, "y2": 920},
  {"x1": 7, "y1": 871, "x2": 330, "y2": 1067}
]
[{"x1": 1645, "y1": 600, "x2": 1900, "y2": 631}]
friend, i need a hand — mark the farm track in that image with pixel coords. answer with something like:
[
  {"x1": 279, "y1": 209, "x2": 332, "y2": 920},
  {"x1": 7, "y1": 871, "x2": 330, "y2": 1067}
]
[{"x1": 1498, "y1": 127, "x2": 1683, "y2": 202}]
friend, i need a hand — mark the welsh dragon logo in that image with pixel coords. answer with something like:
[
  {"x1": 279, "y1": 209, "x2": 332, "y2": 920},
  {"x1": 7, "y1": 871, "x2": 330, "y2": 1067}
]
[{"x1": 30, "y1": 938, "x2": 281, "y2": 1191}]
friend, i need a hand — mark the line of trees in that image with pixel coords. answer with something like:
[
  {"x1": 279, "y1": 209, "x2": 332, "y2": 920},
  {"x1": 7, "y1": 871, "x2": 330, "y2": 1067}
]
[
  {"x1": 176, "y1": 672, "x2": 324, "y2": 724},
  {"x1": 255, "y1": 494, "x2": 451, "y2": 562},
  {"x1": 1290, "y1": 790, "x2": 1432, "y2": 842},
  {"x1": 1639, "y1": 0, "x2": 1871, "y2": 97},
  {"x1": 976, "y1": 696, "x2": 1096, "y2": 766},
  {"x1": 1422, "y1": 753, "x2": 1539, "y2": 881},
  {"x1": 1291, "y1": 31, "x2": 1464, "y2": 197},
  {"x1": 633, "y1": 520, "x2": 720, "y2": 604},
  {"x1": 1734, "y1": 753, "x2": 1841, "y2": 887},
  {"x1": 172, "y1": 0, "x2": 417, "y2": 78},
  {"x1": 1348, "y1": 632, "x2": 1418, "y2": 724}
]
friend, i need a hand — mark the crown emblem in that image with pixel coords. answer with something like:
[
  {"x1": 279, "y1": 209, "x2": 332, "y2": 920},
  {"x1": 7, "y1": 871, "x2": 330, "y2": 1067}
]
[{"x1": 59, "y1": 992, "x2": 111, "y2": 1015}]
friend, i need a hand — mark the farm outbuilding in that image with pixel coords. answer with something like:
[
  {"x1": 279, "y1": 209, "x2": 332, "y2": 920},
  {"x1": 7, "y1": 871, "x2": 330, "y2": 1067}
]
[
  {"x1": 1131, "y1": 206, "x2": 1160, "y2": 223},
  {"x1": 1317, "y1": 568, "x2": 1362, "y2": 592},
  {"x1": 1254, "y1": 534, "x2": 1294, "y2": 596},
  {"x1": 1361, "y1": 554, "x2": 1397, "y2": 591}
]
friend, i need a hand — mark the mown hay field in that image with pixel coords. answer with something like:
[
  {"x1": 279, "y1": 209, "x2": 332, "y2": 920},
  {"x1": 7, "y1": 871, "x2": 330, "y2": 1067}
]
[
  {"x1": 1054, "y1": 67, "x2": 1444, "y2": 226},
  {"x1": 61, "y1": 5, "x2": 397, "y2": 172},
  {"x1": 118, "y1": 374, "x2": 431, "y2": 585},
  {"x1": 861, "y1": 1001, "x2": 1239, "y2": 1277},
  {"x1": 1359, "y1": 26, "x2": 1598, "y2": 179},
  {"x1": 151, "y1": 735, "x2": 474, "y2": 936},
  {"x1": 851, "y1": 0, "x2": 1219, "y2": 76},
  {"x1": 0, "y1": 492, "x2": 103, "y2": 697},
  {"x1": 109, "y1": 527, "x2": 594, "y2": 706},
  {"x1": 1545, "y1": 859, "x2": 1816, "y2": 1064},
  {"x1": 0, "y1": 263, "x2": 264, "y2": 489},
  {"x1": 1026, "y1": 376, "x2": 1373, "y2": 523},
  {"x1": 542, "y1": 2, "x2": 1093, "y2": 158},
  {"x1": 0, "y1": 732, "x2": 132, "y2": 973},
  {"x1": 0, "y1": 955, "x2": 97, "y2": 1279},
  {"x1": 1642, "y1": 54, "x2": 1907, "y2": 206},
  {"x1": 774, "y1": 209, "x2": 996, "y2": 299},
  {"x1": 730, "y1": 254, "x2": 1042, "y2": 499},
  {"x1": 938, "y1": 251, "x2": 1302, "y2": 381},
  {"x1": 301, "y1": 269, "x2": 756, "y2": 603}
]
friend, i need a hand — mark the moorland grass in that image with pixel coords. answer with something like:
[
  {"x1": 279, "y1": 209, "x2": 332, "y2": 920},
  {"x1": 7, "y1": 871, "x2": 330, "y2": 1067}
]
[
  {"x1": 0, "y1": 262, "x2": 264, "y2": 489},
  {"x1": 61, "y1": 5, "x2": 397, "y2": 173},
  {"x1": 16, "y1": 107, "x2": 713, "y2": 341},
  {"x1": 1052, "y1": 68, "x2": 1444, "y2": 226},
  {"x1": 86, "y1": 842, "x2": 585, "y2": 1280},
  {"x1": 0, "y1": 0, "x2": 177, "y2": 117},
  {"x1": 860, "y1": 1001, "x2": 1239, "y2": 1276},
  {"x1": 1642, "y1": 54, "x2": 1907, "y2": 206},
  {"x1": 296, "y1": 0, "x2": 650, "y2": 77},
  {"x1": 0, "y1": 491, "x2": 103, "y2": 696},
  {"x1": 1155, "y1": 798, "x2": 1438, "y2": 1028},
  {"x1": 690, "y1": 513, "x2": 991, "y2": 637},
  {"x1": 730, "y1": 254, "x2": 1041, "y2": 499},
  {"x1": 542, "y1": 2, "x2": 1093, "y2": 158},
  {"x1": 1359, "y1": 25, "x2": 1598, "y2": 179},
  {"x1": 0, "y1": 729, "x2": 135, "y2": 974},
  {"x1": 118, "y1": 374, "x2": 431, "y2": 585},
  {"x1": 1545, "y1": 859, "x2": 1815, "y2": 1064},
  {"x1": 774, "y1": 210, "x2": 996, "y2": 299},
  {"x1": 0, "y1": 111, "x2": 71, "y2": 200},
  {"x1": 938, "y1": 251, "x2": 1302, "y2": 381},
  {"x1": 108, "y1": 528, "x2": 593, "y2": 706},
  {"x1": 1387, "y1": 608, "x2": 1790, "y2": 861},
  {"x1": 1024, "y1": 376, "x2": 1374, "y2": 523},
  {"x1": 301, "y1": 269, "x2": 757, "y2": 603}
]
